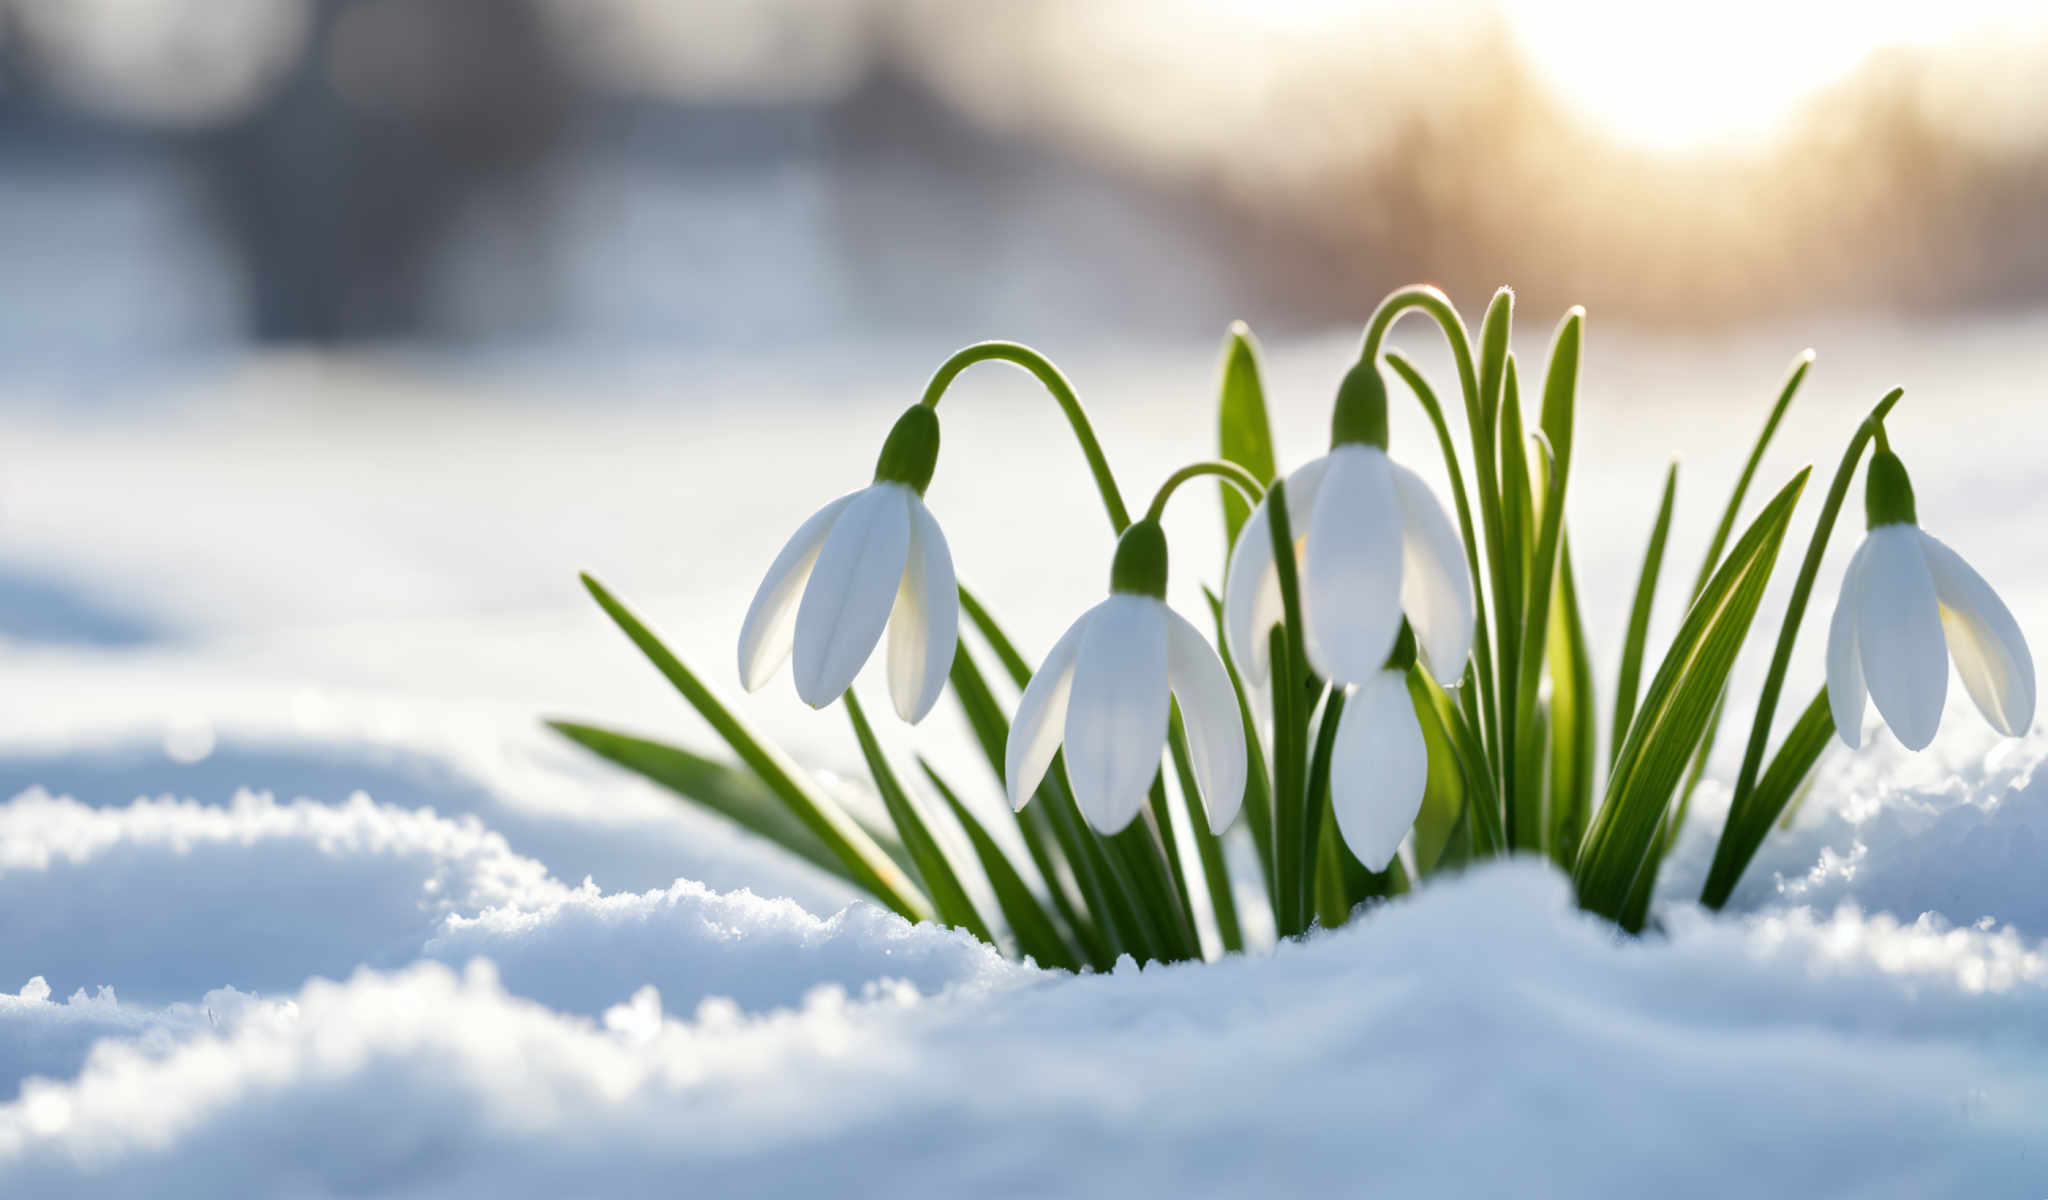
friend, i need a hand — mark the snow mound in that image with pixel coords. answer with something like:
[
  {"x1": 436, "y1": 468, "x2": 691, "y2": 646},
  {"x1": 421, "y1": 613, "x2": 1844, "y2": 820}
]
[
  {"x1": 0, "y1": 787, "x2": 567, "y2": 1004},
  {"x1": 426, "y1": 877, "x2": 1019, "y2": 1017},
  {"x1": 0, "y1": 979, "x2": 291, "y2": 1096},
  {"x1": 0, "y1": 788, "x2": 1012, "y2": 1096},
  {"x1": 3, "y1": 864, "x2": 2044, "y2": 1197},
  {"x1": 1662, "y1": 725, "x2": 2048, "y2": 935}
]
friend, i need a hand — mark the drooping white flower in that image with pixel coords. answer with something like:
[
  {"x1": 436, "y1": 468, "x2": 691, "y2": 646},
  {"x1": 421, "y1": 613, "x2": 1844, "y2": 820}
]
[
  {"x1": 1006, "y1": 522, "x2": 1247, "y2": 835},
  {"x1": 1223, "y1": 361, "x2": 1473, "y2": 688},
  {"x1": 1328, "y1": 666, "x2": 1427, "y2": 873},
  {"x1": 1826, "y1": 448, "x2": 2034, "y2": 751},
  {"x1": 737, "y1": 407, "x2": 957, "y2": 723}
]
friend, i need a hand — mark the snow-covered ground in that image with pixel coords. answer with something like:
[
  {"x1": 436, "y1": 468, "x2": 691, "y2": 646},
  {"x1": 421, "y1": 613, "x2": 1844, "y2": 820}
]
[{"x1": 1, "y1": 309, "x2": 2044, "y2": 1195}]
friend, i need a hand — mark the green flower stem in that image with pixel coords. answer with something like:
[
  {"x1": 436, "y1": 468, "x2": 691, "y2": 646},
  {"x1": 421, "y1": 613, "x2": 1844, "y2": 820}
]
[
  {"x1": 1702, "y1": 388, "x2": 1904, "y2": 908},
  {"x1": 921, "y1": 341, "x2": 1133, "y2": 533},
  {"x1": 1143, "y1": 460, "x2": 1265, "y2": 523},
  {"x1": 1360, "y1": 288, "x2": 1508, "y2": 792},
  {"x1": 1169, "y1": 706, "x2": 1244, "y2": 953},
  {"x1": 1384, "y1": 352, "x2": 1501, "y2": 786},
  {"x1": 925, "y1": 351, "x2": 1202, "y2": 955},
  {"x1": 1265, "y1": 477, "x2": 1322, "y2": 936}
]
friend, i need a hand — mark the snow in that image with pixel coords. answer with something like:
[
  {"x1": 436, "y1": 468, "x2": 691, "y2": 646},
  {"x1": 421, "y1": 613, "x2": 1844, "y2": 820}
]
[
  {"x1": 2, "y1": 866, "x2": 2046, "y2": 1196},
  {"x1": 2, "y1": 310, "x2": 2046, "y2": 1193}
]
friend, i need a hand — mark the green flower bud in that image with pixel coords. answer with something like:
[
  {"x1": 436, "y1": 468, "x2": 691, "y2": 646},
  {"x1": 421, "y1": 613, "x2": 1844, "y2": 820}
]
[
  {"x1": 1330, "y1": 359, "x2": 1390, "y2": 450},
  {"x1": 1109, "y1": 519, "x2": 1169, "y2": 599},
  {"x1": 872, "y1": 405, "x2": 941, "y2": 495},
  {"x1": 1864, "y1": 448, "x2": 1917, "y2": 529}
]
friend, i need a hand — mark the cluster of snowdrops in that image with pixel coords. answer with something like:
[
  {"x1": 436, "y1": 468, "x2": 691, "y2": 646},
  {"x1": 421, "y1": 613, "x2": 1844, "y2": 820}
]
[{"x1": 560, "y1": 284, "x2": 2034, "y2": 968}]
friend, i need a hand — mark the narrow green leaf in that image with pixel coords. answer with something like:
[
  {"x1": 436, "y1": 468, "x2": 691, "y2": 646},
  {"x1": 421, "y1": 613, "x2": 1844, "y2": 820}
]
[
  {"x1": 577, "y1": 573, "x2": 932, "y2": 922},
  {"x1": 548, "y1": 720, "x2": 878, "y2": 887},
  {"x1": 1691, "y1": 350, "x2": 1812, "y2": 600},
  {"x1": 1205, "y1": 586, "x2": 1275, "y2": 903},
  {"x1": 1306, "y1": 689, "x2": 1349, "y2": 927},
  {"x1": 1701, "y1": 686, "x2": 1833, "y2": 907},
  {"x1": 945, "y1": 640, "x2": 1103, "y2": 962},
  {"x1": 1101, "y1": 814, "x2": 1187, "y2": 962},
  {"x1": 842, "y1": 690, "x2": 993, "y2": 943},
  {"x1": 1169, "y1": 707, "x2": 1243, "y2": 953},
  {"x1": 1513, "y1": 429, "x2": 1566, "y2": 852},
  {"x1": 1410, "y1": 670, "x2": 1504, "y2": 856},
  {"x1": 1572, "y1": 468, "x2": 1811, "y2": 921},
  {"x1": 1138, "y1": 774, "x2": 1196, "y2": 954},
  {"x1": 1409, "y1": 672, "x2": 1468, "y2": 877},
  {"x1": 1543, "y1": 538, "x2": 1598, "y2": 871},
  {"x1": 1663, "y1": 354, "x2": 1810, "y2": 834},
  {"x1": 1537, "y1": 308, "x2": 1583, "y2": 479},
  {"x1": 950, "y1": 594, "x2": 1127, "y2": 966},
  {"x1": 1497, "y1": 359, "x2": 1534, "y2": 849},
  {"x1": 1706, "y1": 389, "x2": 1903, "y2": 910},
  {"x1": 958, "y1": 586, "x2": 1035, "y2": 686},
  {"x1": 1469, "y1": 290, "x2": 1517, "y2": 786},
  {"x1": 1520, "y1": 310, "x2": 1582, "y2": 850},
  {"x1": 1612, "y1": 462, "x2": 1679, "y2": 767},
  {"x1": 1266, "y1": 478, "x2": 1322, "y2": 937},
  {"x1": 920, "y1": 760, "x2": 1079, "y2": 970},
  {"x1": 1384, "y1": 352, "x2": 1500, "y2": 775},
  {"x1": 1217, "y1": 322, "x2": 1277, "y2": 546},
  {"x1": 958, "y1": 584, "x2": 1178, "y2": 963}
]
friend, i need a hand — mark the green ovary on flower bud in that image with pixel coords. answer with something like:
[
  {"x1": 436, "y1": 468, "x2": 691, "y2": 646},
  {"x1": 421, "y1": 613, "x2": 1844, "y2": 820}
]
[
  {"x1": 1109, "y1": 519, "x2": 1169, "y2": 598},
  {"x1": 1329, "y1": 359, "x2": 1390, "y2": 450},
  {"x1": 872, "y1": 405, "x2": 941, "y2": 494},
  {"x1": 1865, "y1": 448, "x2": 1917, "y2": 529}
]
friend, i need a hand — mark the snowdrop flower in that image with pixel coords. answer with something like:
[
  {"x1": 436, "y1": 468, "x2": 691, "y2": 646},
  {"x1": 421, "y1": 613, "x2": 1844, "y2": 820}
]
[
  {"x1": 1224, "y1": 360, "x2": 1473, "y2": 689},
  {"x1": 1827, "y1": 445, "x2": 2034, "y2": 751},
  {"x1": 1006, "y1": 520, "x2": 1247, "y2": 835},
  {"x1": 1328, "y1": 627, "x2": 1428, "y2": 873},
  {"x1": 738, "y1": 406, "x2": 958, "y2": 723}
]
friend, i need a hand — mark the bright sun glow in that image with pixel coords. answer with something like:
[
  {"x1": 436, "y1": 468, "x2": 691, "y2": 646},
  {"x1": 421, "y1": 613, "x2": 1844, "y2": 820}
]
[
  {"x1": 1192, "y1": 0, "x2": 2048, "y2": 154},
  {"x1": 1503, "y1": 0, "x2": 2048, "y2": 152}
]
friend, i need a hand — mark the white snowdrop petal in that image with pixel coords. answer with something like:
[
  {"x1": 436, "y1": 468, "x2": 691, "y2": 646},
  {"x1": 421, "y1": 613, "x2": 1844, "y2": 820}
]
[
  {"x1": 1918, "y1": 530, "x2": 2035, "y2": 737},
  {"x1": 1222, "y1": 492, "x2": 1280, "y2": 685},
  {"x1": 1063, "y1": 595, "x2": 1171, "y2": 833},
  {"x1": 1164, "y1": 607, "x2": 1248, "y2": 834},
  {"x1": 1301, "y1": 445, "x2": 1404, "y2": 685},
  {"x1": 1222, "y1": 455, "x2": 1332, "y2": 686},
  {"x1": 886, "y1": 495, "x2": 959, "y2": 724},
  {"x1": 1328, "y1": 670, "x2": 1427, "y2": 873},
  {"x1": 1825, "y1": 540, "x2": 1871, "y2": 750},
  {"x1": 792, "y1": 484, "x2": 913, "y2": 708},
  {"x1": 1854, "y1": 524, "x2": 1948, "y2": 751},
  {"x1": 1005, "y1": 611, "x2": 1090, "y2": 811},
  {"x1": 738, "y1": 491, "x2": 858, "y2": 692},
  {"x1": 1389, "y1": 459, "x2": 1475, "y2": 685}
]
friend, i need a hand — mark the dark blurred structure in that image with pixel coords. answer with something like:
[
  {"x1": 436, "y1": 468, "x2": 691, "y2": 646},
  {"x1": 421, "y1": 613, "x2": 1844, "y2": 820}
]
[
  {"x1": 209, "y1": 0, "x2": 570, "y2": 341},
  {"x1": 0, "y1": 0, "x2": 2044, "y2": 359}
]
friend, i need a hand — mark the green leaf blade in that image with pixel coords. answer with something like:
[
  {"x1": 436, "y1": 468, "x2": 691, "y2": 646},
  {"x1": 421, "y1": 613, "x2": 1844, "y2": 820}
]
[
  {"x1": 576, "y1": 574, "x2": 933, "y2": 923},
  {"x1": 1612, "y1": 462, "x2": 1679, "y2": 767},
  {"x1": 843, "y1": 689, "x2": 994, "y2": 944},
  {"x1": 920, "y1": 760, "x2": 1080, "y2": 971},
  {"x1": 1217, "y1": 322, "x2": 1277, "y2": 546},
  {"x1": 546, "y1": 720, "x2": 872, "y2": 886},
  {"x1": 1572, "y1": 467, "x2": 1811, "y2": 921},
  {"x1": 1701, "y1": 686, "x2": 1834, "y2": 908}
]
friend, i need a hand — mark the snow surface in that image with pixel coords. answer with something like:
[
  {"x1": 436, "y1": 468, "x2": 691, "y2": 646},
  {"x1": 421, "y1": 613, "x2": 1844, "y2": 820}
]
[{"x1": 2, "y1": 312, "x2": 2046, "y2": 1194}]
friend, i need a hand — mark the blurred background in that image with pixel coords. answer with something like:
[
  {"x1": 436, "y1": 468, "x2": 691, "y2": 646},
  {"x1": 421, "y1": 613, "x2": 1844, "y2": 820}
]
[
  {"x1": 3, "y1": 0, "x2": 2047, "y2": 365},
  {"x1": 3, "y1": 0, "x2": 2046, "y2": 862}
]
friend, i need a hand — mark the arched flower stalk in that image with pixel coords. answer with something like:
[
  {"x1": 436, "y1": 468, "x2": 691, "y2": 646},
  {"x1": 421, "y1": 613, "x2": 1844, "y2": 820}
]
[{"x1": 559, "y1": 285, "x2": 2035, "y2": 969}]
